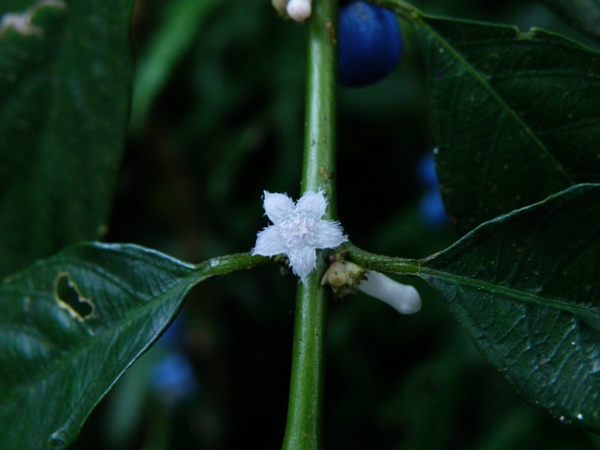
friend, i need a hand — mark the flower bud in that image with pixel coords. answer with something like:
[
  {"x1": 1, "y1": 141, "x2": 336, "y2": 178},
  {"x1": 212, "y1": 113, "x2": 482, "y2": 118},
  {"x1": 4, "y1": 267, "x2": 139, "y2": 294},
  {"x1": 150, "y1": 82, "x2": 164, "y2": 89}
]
[
  {"x1": 272, "y1": 0, "x2": 312, "y2": 22},
  {"x1": 324, "y1": 262, "x2": 350, "y2": 287},
  {"x1": 358, "y1": 271, "x2": 421, "y2": 314},
  {"x1": 322, "y1": 260, "x2": 366, "y2": 297},
  {"x1": 286, "y1": 0, "x2": 312, "y2": 21}
]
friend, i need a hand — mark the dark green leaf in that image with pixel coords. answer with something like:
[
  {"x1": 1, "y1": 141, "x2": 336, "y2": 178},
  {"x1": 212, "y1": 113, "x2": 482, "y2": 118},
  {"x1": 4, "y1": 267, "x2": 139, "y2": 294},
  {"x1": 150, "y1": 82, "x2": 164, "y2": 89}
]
[
  {"x1": 0, "y1": 0, "x2": 134, "y2": 276},
  {"x1": 0, "y1": 243, "x2": 265, "y2": 449},
  {"x1": 382, "y1": 1, "x2": 600, "y2": 234},
  {"x1": 541, "y1": 0, "x2": 600, "y2": 41},
  {"x1": 419, "y1": 184, "x2": 600, "y2": 432}
]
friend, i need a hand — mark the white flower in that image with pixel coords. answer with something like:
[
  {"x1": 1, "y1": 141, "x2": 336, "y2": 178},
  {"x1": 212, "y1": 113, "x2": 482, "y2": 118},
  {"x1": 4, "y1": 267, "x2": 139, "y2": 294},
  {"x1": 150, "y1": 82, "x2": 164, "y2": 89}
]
[
  {"x1": 253, "y1": 191, "x2": 347, "y2": 283},
  {"x1": 358, "y1": 271, "x2": 421, "y2": 314}
]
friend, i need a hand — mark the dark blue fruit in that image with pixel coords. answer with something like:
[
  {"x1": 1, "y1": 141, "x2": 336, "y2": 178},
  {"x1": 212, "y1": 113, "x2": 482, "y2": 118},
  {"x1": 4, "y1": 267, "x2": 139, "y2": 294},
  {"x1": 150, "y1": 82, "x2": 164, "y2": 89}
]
[{"x1": 338, "y1": 1, "x2": 403, "y2": 87}]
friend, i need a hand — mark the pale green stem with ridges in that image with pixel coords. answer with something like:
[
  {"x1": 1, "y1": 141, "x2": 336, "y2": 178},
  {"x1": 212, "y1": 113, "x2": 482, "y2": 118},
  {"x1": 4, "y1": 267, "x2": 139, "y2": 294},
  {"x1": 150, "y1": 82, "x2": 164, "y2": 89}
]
[{"x1": 282, "y1": 0, "x2": 338, "y2": 448}]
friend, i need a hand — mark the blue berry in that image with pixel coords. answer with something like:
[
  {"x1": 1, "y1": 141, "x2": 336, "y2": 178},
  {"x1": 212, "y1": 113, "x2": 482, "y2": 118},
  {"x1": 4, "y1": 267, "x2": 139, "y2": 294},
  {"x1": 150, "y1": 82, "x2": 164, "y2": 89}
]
[{"x1": 338, "y1": 1, "x2": 403, "y2": 87}]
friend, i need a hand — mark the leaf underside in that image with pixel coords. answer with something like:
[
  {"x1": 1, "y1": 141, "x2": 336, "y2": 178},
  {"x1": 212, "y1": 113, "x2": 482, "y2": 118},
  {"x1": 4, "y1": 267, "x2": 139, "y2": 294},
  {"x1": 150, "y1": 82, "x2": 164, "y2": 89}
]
[
  {"x1": 406, "y1": 11, "x2": 600, "y2": 234},
  {"x1": 421, "y1": 184, "x2": 600, "y2": 432}
]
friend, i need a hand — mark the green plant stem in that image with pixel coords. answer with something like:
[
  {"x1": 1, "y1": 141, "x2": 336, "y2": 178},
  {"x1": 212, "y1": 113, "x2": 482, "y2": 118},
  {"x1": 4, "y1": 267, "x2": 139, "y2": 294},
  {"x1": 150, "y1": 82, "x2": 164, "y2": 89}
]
[
  {"x1": 283, "y1": 277, "x2": 329, "y2": 450},
  {"x1": 282, "y1": 0, "x2": 338, "y2": 448},
  {"x1": 344, "y1": 243, "x2": 421, "y2": 275},
  {"x1": 301, "y1": 0, "x2": 338, "y2": 198}
]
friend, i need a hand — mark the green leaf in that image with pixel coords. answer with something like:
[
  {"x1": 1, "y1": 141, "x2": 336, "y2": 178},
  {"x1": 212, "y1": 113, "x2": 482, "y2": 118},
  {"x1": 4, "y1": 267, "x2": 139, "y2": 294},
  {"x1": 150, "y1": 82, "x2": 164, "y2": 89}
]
[
  {"x1": 419, "y1": 184, "x2": 600, "y2": 432},
  {"x1": 541, "y1": 0, "x2": 600, "y2": 41},
  {"x1": 0, "y1": 243, "x2": 266, "y2": 449},
  {"x1": 382, "y1": 1, "x2": 600, "y2": 234},
  {"x1": 345, "y1": 184, "x2": 600, "y2": 432},
  {"x1": 0, "y1": 0, "x2": 134, "y2": 276}
]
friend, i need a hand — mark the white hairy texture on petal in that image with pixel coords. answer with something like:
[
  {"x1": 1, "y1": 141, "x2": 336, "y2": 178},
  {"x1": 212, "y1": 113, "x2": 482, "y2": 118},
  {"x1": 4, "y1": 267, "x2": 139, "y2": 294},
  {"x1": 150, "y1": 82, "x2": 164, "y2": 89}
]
[
  {"x1": 296, "y1": 190, "x2": 327, "y2": 219},
  {"x1": 253, "y1": 226, "x2": 287, "y2": 256},
  {"x1": 312, "y1": 220, "x2": 346, "y2": 248},
  {"x1": 288, "y1": 247, "x2": 317, "y2": 282},
  {"x1": 359, "y1": 271, "x2": 421, "y2": 314},
  {"x1": 253, "y1": 190, "x2": 348, "y2": 283},
  {"x1": 263, "y1": 191, "x2": 294, "y2": 223},
  {"x1": 286, "y1": 0, "x2": 312, "y2": 22}
]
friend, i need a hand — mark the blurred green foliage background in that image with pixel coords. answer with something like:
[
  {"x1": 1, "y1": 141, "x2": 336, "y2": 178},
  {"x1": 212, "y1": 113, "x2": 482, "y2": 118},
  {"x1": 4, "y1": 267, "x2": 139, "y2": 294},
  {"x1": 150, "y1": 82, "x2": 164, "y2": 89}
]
[{"x1": 73, "y1": 0, "x2": 600, "y2": 448}]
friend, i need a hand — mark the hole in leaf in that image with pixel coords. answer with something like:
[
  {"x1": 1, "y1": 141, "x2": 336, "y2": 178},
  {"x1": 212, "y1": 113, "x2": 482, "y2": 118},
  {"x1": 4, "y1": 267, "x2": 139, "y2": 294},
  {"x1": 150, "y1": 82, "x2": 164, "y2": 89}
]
[{"x1": 54, "y1": 272, "x2": 94, "y2": 321}]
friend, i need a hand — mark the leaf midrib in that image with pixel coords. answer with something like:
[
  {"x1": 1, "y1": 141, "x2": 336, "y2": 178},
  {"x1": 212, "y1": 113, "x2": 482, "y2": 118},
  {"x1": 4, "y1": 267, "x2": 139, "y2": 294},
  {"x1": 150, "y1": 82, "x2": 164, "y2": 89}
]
[
  {"x1": 418, "y1": 265, "x2": 598, "y2": 321},
  {"x1": 415, "y1": 13, "x2": 576, "y2": 185}
]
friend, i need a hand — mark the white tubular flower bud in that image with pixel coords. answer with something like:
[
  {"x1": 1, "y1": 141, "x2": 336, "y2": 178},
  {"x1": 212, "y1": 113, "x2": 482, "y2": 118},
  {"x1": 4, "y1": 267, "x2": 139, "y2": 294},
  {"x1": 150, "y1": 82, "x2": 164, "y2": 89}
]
[
  {"x1": 286, "y1": 0, "x2": 312, "y2": 22},
  {"x1": 358, "y1": 271, "x2": 421, "y2": 314}
]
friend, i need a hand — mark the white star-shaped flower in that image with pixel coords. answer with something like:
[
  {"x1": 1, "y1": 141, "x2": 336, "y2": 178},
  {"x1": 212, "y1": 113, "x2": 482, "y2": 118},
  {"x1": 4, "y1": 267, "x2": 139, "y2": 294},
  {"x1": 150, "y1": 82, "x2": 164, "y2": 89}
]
[{"x1": 253, "y1": 191, "x2": 347, "y2": 283}]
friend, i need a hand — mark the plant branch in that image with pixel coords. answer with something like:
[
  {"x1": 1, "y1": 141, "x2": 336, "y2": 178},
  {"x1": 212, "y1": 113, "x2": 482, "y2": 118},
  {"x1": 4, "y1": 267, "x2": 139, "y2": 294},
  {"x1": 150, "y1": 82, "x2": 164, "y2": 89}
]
[
  {"x1": 301, "y1": 0, "x2": 338, "y2": 206},
  {"x1": 343, "y1": 243, "x2": 421, "y2": 275},
  {"x1": 282, "y1": 0, "x2": 338, "y2": 448}
]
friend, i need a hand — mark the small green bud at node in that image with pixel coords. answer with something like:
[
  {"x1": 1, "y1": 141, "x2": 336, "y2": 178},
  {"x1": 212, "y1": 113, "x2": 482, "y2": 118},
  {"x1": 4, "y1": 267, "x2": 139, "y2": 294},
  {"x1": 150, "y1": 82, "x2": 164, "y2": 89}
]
[
  {"x1": 322, "y1": 260, "x2": 367, "y2": 297},
  {"x1": 324, "y1": 262, "x2": 350, "y2": 287}
]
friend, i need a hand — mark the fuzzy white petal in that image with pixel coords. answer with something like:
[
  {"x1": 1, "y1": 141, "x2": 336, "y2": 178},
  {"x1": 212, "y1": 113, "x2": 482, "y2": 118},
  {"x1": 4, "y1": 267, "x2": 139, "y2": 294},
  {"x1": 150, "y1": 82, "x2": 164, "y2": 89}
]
[
  {"x1": 286, "y1": 0, "x2": 311, "y2": 21},
  {"x1": 359, "y1": 271, "x2": 421, "y2": 314},
  {"x1": 253, "y1": 226, "x2": 287, "y2": 256},
  {"x1": 296, "y1": 190, "x2": 327, "y2": 219},
  {"x1": 287, "y1": 247, "x2": 317, "y2": 282},
  {"x1": 312, "y1": 220, "x2": 347, "y2": 249},
  {"x1": 263, "y1": 191, "x2": 294, "y2": 224}
]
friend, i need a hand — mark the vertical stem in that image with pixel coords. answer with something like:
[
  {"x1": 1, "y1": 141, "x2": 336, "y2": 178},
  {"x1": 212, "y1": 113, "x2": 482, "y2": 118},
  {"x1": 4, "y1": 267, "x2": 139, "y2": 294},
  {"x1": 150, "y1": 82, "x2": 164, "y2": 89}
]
[
  {"x1": 283, "y1": 0, "x2": 338, "y2": 450},
  {"x1": 282, "y1": 280, "x2": 329, "y2": 450},
  {"x1": 302, "y1": 0, "x2": 338, "y2": 199},
  {"x1": 282, "y1": 0, "x2": 338, "y2": 449}
]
